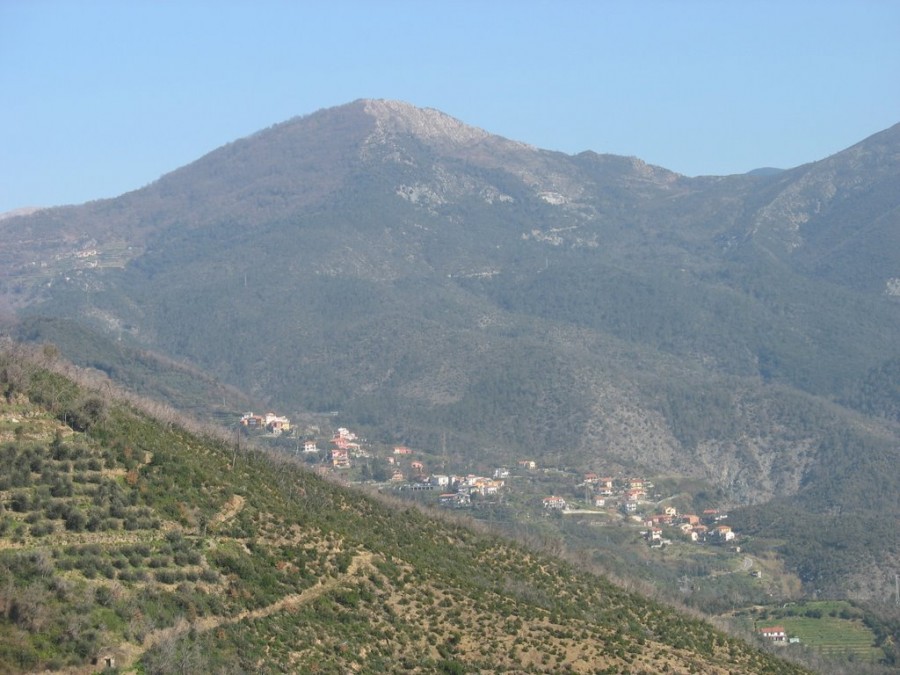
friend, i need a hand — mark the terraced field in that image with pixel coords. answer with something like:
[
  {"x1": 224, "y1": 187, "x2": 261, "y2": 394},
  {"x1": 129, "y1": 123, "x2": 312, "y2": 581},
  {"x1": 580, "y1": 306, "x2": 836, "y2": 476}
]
[
  {"x1": 729, "y1": 600, "x2": 883, "y2": 666},
  {"x1": 779, "y1": 613, "x2": 880, "y2": 661}
]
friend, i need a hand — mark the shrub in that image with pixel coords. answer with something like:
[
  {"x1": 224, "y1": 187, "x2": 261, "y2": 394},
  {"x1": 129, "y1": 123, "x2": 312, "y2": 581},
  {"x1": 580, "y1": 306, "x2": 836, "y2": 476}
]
[
  {"x1": 64, "y1": 510, "x2": 87, "y2": 532},
  {"x1": 30, "y1": 521, "x2": 54, "y2": 537}
]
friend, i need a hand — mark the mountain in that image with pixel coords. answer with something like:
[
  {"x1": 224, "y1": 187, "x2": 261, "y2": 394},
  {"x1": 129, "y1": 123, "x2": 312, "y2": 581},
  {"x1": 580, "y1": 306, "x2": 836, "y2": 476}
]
[
  {"x1": 1, "y1": 100, "x2": 899, "y2": 600},
  {"x1": 746, "y1": 168, "x2": 784, "y2": 176},
  {"x1": 0, "y1": 348, "x2": 810, "y2": 673}
]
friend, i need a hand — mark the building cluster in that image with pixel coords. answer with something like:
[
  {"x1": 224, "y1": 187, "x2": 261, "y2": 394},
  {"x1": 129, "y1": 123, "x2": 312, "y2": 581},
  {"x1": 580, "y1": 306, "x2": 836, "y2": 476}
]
[
  {"x1": 577, "y1": 473, "x2": 652, "y2": 513},
  {"x1": 642, "y1": 506, "x2": 733, "y2": 547},
  {"x1": 329, "y1": 428, "x2": 374, "y2": 468},
  {"x1": 430, "y1": 472, "x2": 505, "y2": 507},
  {"x1": 240, "y1": 412, "x2": 291, "y2": 435},
  {"x1": 539, "y1": 474, "x2": 648, "y2": 513}
]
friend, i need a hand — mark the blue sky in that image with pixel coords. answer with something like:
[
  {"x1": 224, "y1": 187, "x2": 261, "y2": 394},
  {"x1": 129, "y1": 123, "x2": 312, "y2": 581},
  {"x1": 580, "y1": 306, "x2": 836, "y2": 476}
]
[{"x1": 1, "y1": 1, "x2": 898, "y2": 212}]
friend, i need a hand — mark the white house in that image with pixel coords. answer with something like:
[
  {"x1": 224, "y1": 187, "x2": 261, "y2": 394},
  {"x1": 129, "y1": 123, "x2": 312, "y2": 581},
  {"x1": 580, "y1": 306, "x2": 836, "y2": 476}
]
[
  {"x1": 759, "y1": 626, "x2": 786, "y2": 642},
  {"x1": 542, "y1": 496, "x2": 567, "y2": 510}
]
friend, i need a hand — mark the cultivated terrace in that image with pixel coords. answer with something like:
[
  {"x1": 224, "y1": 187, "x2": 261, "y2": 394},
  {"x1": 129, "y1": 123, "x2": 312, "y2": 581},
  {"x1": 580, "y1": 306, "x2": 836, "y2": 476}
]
[{"x1": 0, "y1": 348, "x2": 809, "y2": 674}]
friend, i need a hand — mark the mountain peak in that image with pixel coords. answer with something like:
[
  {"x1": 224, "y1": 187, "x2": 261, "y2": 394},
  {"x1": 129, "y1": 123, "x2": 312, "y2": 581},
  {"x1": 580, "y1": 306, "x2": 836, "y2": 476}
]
[{"x1": 360, "y1": 99, "x2": 492, "y2": 148}]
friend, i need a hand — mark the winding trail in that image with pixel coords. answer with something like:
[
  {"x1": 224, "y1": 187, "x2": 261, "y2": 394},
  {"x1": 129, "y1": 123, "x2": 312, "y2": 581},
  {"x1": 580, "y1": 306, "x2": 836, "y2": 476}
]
[
  {"x1": 210, "y1": 494, "x2": 245, "y2": 527},
  {"x1": 105, "y1": 550, "x2": 375, "y2": 673}
]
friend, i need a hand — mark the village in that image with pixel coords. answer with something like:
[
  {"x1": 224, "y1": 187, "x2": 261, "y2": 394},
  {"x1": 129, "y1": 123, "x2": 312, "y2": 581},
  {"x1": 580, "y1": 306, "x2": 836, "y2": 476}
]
[
  {"x1": 238, "y1": 413, "x2": 823, "y2": 647},
  {"x1": 239, "y1": 412, "x2": 737, "y2": 550}
]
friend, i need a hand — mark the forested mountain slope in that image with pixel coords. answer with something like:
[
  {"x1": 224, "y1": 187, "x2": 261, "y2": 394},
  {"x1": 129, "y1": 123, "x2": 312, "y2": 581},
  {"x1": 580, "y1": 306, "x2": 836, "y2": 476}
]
[{"x1": 1, "y1": 100, "x2": 898, "y2": 600}]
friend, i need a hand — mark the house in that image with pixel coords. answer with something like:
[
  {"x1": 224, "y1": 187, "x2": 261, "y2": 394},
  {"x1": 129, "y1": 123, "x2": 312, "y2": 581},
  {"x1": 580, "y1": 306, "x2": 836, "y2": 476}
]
[
  {"x1": 264, "y1": 412, "x2": 291, "y2": 433},
  {"x1": 439, "y1": 493, "x2": 470, "y2": 507},
  {"x1": 302, "y1": 440, "x2": 319, "y2": 453},
  {"x1": 493, "y1": 467, "x2": 510, "y2": 479},
  {"x1": 518, "y1": 459, "x2": 537, "y2": 470},
  {"x1": 702, "y1": 509, "x2": 728, "y2": 524},
  {"x1": 647, "y1": 527, "x2": 663, "y2": 541},
  {"x1": 473, "y1": 478, "x2": 503, "y2": 496},
  {"x1": 350, "y1": 444, "x2": 370, "y2": 458},
  {"x1": 393, "y1": 446, "x2": 412, "y2": 455},
  {"x1": 681, "y1": 514, "x2": 700, "y2": 526},
  {"x1": 664, "y1": 506, "x2": 678, "y2": 517},
  {"x1": 331, "y1": 448, "x2": 351, "y2": 469},
  {"x1": 336, "y1": 427, "x2": 357, "y2": 441},
  {"x1": 389, "y1": 470, "x2": 405, "y2": 482},
  {"x1": 240, "y1": 412, "x2": 264, "y2": 428},
  {"x1": 712, "y1": 525, "x2": 735, "y2": 542},
  {"x1": 759, "y1": 626, "x2": 786, "y2": 642},
  {"x1": 623, "y1": 501, "x2": 637, "y2": 513},
  {"x1": 584, "y1": 472, "x2": 599, "y2": 484},
  {"x1": 430, "y1": 474, "x2": 450, "y2": 487},
  {"x1": 598, "y1": 477, "x2": 614, "y2": 494},
  {"x1": 593, "y1": 495, "x2": 607, "y2": 508},
  {"x1": 542, "y1": 496, "x2": 567, "y2": 510},
  {"x1": 410, "y1": 460, "x2": 425, "y2": 472}
]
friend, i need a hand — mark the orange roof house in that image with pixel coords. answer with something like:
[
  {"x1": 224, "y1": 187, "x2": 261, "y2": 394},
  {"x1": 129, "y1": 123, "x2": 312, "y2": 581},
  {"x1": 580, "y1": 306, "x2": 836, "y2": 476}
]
[{"x1": 759, "y1": 626, "x2": 786, "y2": 642}]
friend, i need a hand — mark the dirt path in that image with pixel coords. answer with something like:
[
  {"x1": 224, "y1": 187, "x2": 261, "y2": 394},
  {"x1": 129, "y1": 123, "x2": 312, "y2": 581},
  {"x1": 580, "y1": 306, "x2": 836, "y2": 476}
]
[
  {"x1": 101, "y1": 549, "x2": 375, "y2": 673},
  {"x1": 210, "y1": 494, "x2": 245, "y2": 526}
]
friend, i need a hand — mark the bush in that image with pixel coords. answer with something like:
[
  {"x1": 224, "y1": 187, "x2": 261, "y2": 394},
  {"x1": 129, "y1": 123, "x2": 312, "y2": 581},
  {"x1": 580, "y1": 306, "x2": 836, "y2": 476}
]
[
  {"x1": 30, "y1": 521, "x2": 55, "y2": 537},
  {"x1": 64, "y1": 510, "x2": 87, "y2": 532}
]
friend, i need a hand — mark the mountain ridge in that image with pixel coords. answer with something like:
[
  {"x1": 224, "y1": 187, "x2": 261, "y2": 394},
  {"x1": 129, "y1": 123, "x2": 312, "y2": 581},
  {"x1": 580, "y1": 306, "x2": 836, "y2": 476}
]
[{"x1": 2, "y1": 100, "x2": 899, "y2": 602}]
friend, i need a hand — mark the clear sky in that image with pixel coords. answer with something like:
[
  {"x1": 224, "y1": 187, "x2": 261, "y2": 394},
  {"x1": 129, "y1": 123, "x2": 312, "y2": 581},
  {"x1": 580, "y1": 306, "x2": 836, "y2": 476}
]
[{"x1": 1, "y1": 0, "x2": 898, "y2": 213}]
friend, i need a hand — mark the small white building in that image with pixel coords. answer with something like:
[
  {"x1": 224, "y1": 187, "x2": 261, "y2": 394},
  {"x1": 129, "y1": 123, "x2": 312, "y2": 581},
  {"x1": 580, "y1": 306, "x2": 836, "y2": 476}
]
[
  {"x1": 542, "y1": 495, "x2": 567, "y2": 510},
  {"x1": 759, "y1": 626, "x2": 786, "y2": 642}
]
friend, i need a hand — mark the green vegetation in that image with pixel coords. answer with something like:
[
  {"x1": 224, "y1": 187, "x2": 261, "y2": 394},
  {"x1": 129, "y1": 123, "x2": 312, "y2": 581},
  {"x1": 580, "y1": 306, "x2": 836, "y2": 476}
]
[
  {"x1": 730, "y1": 601, "x2": 891, "y2": 668},
  {"x1": 0, "y1": 347, "x2": 811, "y2": 673},
  {"x1": 3, "y1": 100, "x2": 900, "y2": 617}
]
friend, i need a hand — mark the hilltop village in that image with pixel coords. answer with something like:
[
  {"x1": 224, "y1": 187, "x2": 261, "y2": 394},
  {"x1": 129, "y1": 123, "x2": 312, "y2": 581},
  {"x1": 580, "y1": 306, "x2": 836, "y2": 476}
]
[{"x1": 239, "y1": 413, "x2": 736, "y2": 549}]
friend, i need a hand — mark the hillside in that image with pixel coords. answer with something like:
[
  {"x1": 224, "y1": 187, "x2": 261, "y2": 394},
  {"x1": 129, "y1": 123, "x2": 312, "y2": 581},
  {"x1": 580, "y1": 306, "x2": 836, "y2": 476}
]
[
  {"x1": 0, "y1": 346, "x2": 812, "y2": 673},
  {"x1": 1, "y1": 100, "x2": 899, "y2": 600}
]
